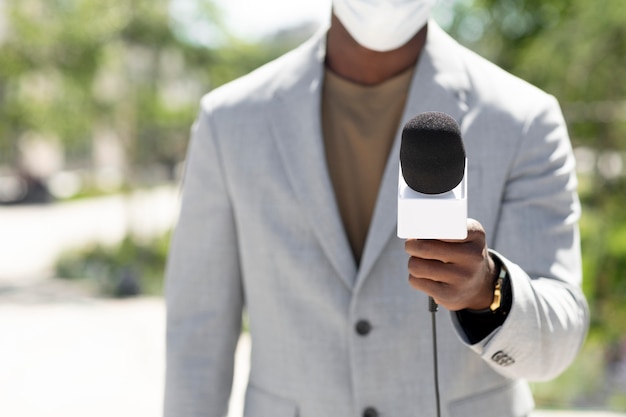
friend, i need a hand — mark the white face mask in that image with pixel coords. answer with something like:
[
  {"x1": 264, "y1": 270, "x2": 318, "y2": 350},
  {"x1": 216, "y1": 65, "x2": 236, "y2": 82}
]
[{"x1": 332, "y1": 0, "x2": 436, "y2": 52}]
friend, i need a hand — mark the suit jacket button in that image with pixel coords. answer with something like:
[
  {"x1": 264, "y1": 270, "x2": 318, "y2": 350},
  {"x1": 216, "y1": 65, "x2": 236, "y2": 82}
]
[
  {"x1": 355, "y1": 320, "x2": 372, "y2": 336},
  {"x1": 363, "y1": 407, "x2": 379, "y2": 417}
]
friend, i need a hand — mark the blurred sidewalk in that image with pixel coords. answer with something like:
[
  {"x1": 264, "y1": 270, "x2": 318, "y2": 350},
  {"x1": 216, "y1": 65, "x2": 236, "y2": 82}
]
[
  {"x1": 0, "y1": 185, "x2": 179, "y2": 283},
  {"x1": 1, "y1": 191, "x2": 624, "y2": 417}
]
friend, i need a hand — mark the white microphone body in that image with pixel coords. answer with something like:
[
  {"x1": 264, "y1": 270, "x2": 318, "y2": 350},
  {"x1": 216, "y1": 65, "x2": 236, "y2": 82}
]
[{"x1": 397, "y1": 160, "x2": 468, "y2": 240}]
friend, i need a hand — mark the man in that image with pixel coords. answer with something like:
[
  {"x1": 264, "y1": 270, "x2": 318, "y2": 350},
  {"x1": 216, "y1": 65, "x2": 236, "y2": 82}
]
[{"x1": 164, "y1": 1, "x2": 589, "y2": 416}]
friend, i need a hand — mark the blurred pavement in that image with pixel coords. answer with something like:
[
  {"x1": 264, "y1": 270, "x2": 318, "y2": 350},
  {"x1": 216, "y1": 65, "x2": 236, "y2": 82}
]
[
  {"x1": 0, "y1": 190, "x2": 624, "y2": 417},
  {"x1": 0, "y1": 185, "x2": 179, "y2": 282}
]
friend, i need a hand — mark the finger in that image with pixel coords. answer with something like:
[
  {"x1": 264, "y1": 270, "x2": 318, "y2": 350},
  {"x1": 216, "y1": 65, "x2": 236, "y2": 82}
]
[
  {"x1": 405, "y1": 239, "x2": 455, "y2": 263},
  {"x1": 408, "y1": 275, "x2": 473, "y2": 311},
  {"x1": 407, "y1": 256, "x2": 465, "y2": 284},
  {"x1": 406, "y1": 238, "x2": 480, "y2": 265},
  {"x1": 407, "y1": 276, "x2": 452, "y2": 303},
  {"x1": 407, "y1": 275, "x2": 444, "y2": 294}
]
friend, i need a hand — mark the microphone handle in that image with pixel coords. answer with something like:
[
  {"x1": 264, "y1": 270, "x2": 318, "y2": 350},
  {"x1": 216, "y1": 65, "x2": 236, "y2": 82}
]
[
  {"x1": 428, "y1": 295, "x2": 441, "y2": 417},
  {"x1": 428, "y1": 296, "x2": 438, "y2": 312}
]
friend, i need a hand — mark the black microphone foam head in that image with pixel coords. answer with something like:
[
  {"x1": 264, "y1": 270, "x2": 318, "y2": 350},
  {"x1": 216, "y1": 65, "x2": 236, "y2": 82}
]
[{"x1": 400, "y1": 111, "x2": 466, "y2": 195}]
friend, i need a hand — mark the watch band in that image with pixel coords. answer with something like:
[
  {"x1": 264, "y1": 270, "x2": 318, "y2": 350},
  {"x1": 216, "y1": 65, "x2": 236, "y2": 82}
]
[
  {"x1": 489, "y1": 268, "x2": 505, "y2": 311},
  {"x1": 489, "y1": 258, "x2": 509, "y2": 313}
]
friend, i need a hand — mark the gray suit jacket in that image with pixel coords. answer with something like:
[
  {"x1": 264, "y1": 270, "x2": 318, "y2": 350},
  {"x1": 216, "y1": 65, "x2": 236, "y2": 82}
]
[{"x1": 165, "y1": 22, "x2": 589, "y2": 417}]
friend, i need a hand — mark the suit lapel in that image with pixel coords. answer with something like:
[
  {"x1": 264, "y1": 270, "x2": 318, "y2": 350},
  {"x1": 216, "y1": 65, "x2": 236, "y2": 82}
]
[
  {"x1": 269, "y1": 32, "x2": 357, "y2": 290},
  {"x1": 267, "y1": 22, "x2": 473, "y2": 291},
  {"x1": 355, "y1": 22, "x2": 472, "y2": 289}
]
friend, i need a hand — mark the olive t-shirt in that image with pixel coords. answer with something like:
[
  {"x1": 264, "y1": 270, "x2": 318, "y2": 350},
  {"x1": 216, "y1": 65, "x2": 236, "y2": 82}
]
[{"x1": 322, "y1": 67, "x2": 414, "y2": 264}]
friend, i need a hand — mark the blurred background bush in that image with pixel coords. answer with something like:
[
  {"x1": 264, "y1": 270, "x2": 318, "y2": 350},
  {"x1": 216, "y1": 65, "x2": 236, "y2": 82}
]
[{"x1": 1, "y1": 0, "x2": 624, "y2": 412}]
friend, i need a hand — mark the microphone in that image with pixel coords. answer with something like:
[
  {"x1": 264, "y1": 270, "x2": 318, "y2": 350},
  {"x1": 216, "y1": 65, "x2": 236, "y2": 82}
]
[
  {"x1": 398, "y1": 112, "x2": 464, "y2": 417},
  {"x1": 397, "y1": 111, "x2": 467, "y2": 240}
]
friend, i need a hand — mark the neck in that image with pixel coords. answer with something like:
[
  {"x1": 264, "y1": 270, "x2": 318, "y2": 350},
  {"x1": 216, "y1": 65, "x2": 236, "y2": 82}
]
[{"x1": 325, "y1": 14, "x2": 428, "y2": 86}]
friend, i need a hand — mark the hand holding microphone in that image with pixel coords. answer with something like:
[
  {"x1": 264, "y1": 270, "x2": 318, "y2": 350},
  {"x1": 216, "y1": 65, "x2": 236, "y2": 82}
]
[{"x1": 398, "y1": 112, "x2": 497, "y2": 311}]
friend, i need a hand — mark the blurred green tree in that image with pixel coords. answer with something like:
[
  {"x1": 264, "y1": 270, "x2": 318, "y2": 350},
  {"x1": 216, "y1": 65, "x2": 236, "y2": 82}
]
[
  {"x1": 0, "y1": 0, "x2": 304, "y2": 187},
  {"x1": 442, "y1": 0, "x2": 626, "y2": 151}
]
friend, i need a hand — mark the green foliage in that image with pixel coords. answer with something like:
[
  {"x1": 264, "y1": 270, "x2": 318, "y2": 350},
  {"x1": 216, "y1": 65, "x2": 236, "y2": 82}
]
[
  {"x1": 580, "y1": 178, "x2": 626, "y2": 341},
  {"x1": 55, "y1": 232, "x2": 171, "y2": 297},
  {"x1": 443, "y1": 0, "x2": 626, "y2": 150},
  {"x1": 0, "y1": 1, "x2": 133, "y2": 159},
  {"x1": 0, "y1": 0, "x2": 300, "y2": 183}
]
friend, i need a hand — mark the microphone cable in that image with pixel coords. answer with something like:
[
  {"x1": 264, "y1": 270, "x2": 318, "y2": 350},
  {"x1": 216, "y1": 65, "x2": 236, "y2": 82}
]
[{"x1": 429, "y1": 296, "x2": 442, "y2": 417}]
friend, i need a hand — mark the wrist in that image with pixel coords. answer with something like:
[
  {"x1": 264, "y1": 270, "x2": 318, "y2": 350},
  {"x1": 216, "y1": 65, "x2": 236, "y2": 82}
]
[
  {"x1": 467, "y1": 255, "x2": 509, "y2": 314},
  {"x1": 456, "y1": 254, "x2": 512, "y2": 343}
]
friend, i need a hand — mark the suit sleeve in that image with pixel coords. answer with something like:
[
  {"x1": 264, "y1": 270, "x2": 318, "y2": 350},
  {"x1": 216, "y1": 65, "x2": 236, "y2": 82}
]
[
  {"x1": 164, "y1": 104, "x2": 244, "y2": 417},
  {"x1": 451, "y1": 95, "x2": 589, "y2": 381}
]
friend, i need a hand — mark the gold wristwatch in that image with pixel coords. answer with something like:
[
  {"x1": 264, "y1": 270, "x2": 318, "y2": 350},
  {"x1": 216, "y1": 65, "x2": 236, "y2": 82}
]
[{"x1": 489, "y1": 262, "x2": 508, "y2": 312}]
